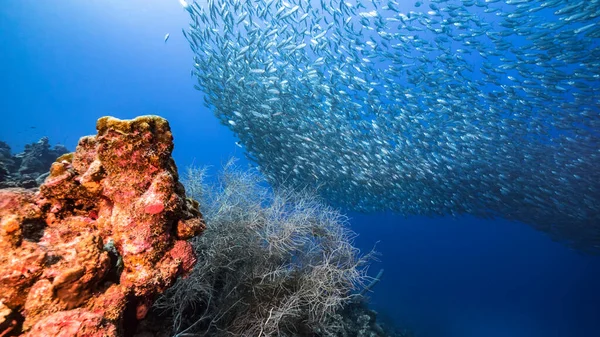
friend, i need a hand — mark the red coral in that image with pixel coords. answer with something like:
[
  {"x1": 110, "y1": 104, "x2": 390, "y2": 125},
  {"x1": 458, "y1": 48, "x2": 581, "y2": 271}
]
[
  {"x1": 169, "y1": 240, "x2": 197, "y2": 277},
  {"x1": 0, "y1": 116, "x2": 205, "y2": 336}
]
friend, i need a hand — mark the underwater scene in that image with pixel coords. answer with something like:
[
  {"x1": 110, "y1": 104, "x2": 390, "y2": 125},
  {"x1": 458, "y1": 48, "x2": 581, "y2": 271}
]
[{"x1": 0, "y1": 0, "x2": 599, "y2": 336}]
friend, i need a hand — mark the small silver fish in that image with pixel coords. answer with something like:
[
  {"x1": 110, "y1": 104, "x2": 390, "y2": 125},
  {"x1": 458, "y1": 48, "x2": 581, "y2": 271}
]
[{"x1": 182, "y1": 0, "x2": 600, "y2": 252}]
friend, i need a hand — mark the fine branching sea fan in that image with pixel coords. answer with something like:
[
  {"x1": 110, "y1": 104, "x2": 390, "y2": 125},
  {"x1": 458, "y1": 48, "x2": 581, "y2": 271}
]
[{"x1": 153, "y1": 159, "x2": 374, "y2": 337}]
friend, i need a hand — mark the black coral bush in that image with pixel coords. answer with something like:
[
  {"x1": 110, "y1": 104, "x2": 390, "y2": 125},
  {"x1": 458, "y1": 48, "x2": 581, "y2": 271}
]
[{"x1": 153, "y1": 159, "x2": 371, "y2": 336}]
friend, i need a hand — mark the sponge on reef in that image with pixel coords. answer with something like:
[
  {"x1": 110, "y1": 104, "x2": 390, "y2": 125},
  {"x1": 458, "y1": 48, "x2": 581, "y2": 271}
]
[{"x1": 0, "y1": 115, "x2": 205, "y2": 336}]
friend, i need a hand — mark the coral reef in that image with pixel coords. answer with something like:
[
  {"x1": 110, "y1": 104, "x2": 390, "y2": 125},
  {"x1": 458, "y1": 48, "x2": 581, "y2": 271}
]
[
  {"x1": 319, "y1": 299, "x2": 414, "y2": 337},
  {"x1": 0, "y1": 138, "x2": 69, "y2": 189},
  {"x1": 0, "y1": 116, "x2": 205, "y2": 337}
]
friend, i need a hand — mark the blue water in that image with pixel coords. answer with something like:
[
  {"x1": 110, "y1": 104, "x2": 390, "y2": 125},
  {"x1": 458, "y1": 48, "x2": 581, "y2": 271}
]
[{"x1": 1, "y1": 1, "x2": 599, "y2": 336}]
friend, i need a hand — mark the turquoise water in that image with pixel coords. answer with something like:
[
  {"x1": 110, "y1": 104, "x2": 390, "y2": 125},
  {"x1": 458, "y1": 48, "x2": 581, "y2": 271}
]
[{"x1": 1, "y1": 1, "x2": 599, "y2": 336}]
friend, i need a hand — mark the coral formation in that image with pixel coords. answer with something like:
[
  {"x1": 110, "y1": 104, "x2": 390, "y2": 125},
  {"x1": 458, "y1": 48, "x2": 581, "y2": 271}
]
[
  {"x1": 148, "y1": 161, "x2": 374, "y2": 337},
  {"x1": 320, "y1": 299, "x2": 414, "y2": 337},
  {"x1": 0, "y1": 138, "x2": 69, "y2": 189},
  {"x1": 140, "y1": 162, "x2": 408, "y2": 337},
  {"x1": 0, "y1": 116, "x2": 205, "y2": 336}
]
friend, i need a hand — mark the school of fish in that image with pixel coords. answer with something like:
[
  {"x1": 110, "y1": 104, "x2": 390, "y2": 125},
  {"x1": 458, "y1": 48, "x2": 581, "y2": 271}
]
[{"x1": 180, "y1": 0, "x2": 600, "y2": 252}]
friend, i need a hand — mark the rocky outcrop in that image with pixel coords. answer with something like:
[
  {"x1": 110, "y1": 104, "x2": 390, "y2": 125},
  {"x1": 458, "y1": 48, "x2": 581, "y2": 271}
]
[
  {"x1": 319, "y1": 299, "x2": 413, "y2": 337},
  {"x1": 0, "y1": 116, "x2": 205, "y2": 337},
  {"x1": 0, "y1": 138, "x2": 69, "y2": 189}
]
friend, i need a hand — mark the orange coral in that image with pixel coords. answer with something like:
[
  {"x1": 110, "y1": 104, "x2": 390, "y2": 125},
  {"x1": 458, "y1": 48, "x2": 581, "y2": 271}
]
[{"x1": 0, "y1": 116, "x2": 205, "y2": 336}]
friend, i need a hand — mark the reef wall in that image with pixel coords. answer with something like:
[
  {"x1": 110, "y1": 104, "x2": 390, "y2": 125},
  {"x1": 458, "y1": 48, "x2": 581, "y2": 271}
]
[
  {"x1": 0, "y1": 137, "x2": 69, "y2": 189},
  {"x1": 0, "y1": 116, "x2": 205, "y2": 336}
]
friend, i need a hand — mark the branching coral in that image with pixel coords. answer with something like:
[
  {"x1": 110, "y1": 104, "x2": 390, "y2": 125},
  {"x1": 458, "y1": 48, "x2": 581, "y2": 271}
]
[{"x1": 152, "y1": 159, "x2": 373, "y2": 336}]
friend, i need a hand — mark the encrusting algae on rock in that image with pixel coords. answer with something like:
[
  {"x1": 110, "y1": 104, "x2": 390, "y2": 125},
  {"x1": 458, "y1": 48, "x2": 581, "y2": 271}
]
[{"x1": 0, "y1": 116, "x2": 205, "y2": 337}]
